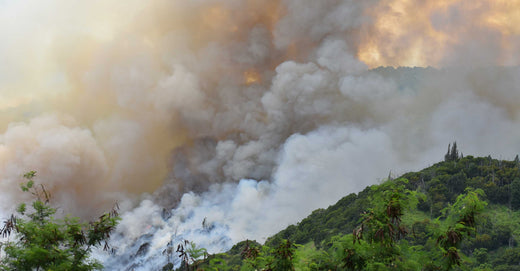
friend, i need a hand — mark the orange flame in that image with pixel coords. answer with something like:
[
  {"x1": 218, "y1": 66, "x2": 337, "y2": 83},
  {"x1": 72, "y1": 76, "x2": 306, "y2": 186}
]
[{"x1": 244, "y1": 70, "x2": 261, "y2": 85}]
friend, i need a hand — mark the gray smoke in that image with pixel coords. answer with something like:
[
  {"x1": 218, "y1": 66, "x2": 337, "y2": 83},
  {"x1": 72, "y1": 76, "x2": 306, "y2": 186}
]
[{"x1": 0, "y1": 0, "x2": 520, "y2": 269}]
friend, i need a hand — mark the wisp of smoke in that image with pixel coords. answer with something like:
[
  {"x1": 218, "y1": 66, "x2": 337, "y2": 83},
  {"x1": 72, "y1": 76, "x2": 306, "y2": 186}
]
[{"x1": 1, "y1": 0, "x2": 520, "y2": 269}]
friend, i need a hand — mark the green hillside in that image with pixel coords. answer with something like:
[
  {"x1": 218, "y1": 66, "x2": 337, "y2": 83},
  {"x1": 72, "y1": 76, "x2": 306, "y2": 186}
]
[{"x1": 174, "y1": 150, "x2": 520, "y2": 270}]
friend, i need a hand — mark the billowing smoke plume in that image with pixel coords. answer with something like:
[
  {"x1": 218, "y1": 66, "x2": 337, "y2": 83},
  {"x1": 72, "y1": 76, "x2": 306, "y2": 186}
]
[{"x1": 1, "y1": 0, "x2": 520, "y2": 269}]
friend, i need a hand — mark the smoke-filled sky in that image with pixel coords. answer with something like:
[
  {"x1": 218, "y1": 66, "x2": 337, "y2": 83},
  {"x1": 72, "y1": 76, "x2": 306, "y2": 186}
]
[{"x1": 1, "y1": 0, "x2": 520, "y2": 269}]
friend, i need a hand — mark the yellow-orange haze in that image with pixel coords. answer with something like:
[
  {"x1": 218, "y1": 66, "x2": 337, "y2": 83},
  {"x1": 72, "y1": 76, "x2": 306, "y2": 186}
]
[
  {"x1": 359, "y1": 0, "x2": 520, "y2": 67},
  {"x1": 0, "y1": 0, "x2": 519, "y2": 217},
  {"x1": 0, "y1": 0, "x2": 285, "y2": 216}
]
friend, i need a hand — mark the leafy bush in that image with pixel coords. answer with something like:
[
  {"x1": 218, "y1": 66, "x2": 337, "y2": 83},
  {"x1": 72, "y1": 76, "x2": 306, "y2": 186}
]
[{"x1": 0, "y1": 171, "x2": 120, "y2": 271}]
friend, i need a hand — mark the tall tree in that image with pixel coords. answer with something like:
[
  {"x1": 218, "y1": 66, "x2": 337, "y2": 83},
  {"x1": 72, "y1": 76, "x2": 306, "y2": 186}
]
[
  {"x1": 445, "y1": 142, "x2": 460, "y2": 162},
  {"x1": 450, "y1": 142, "x2": 459, "y2": 161}
]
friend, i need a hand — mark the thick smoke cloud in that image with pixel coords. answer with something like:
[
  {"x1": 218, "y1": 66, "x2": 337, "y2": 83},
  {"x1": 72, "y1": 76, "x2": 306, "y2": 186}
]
[
  {"x1": 1, "y1": 0, "x2": 520, "y2": 269},
  {"x1": 0, "y1": 115, "x2": 110, "y2": 218}
]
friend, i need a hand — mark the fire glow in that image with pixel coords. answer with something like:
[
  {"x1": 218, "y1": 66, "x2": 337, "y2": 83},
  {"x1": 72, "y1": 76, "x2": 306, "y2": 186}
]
[{"x1": 358, "y1": 0, "x2": 520, "y2": 67}]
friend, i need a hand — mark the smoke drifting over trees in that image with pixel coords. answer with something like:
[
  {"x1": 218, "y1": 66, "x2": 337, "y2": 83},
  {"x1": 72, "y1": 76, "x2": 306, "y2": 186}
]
[{"x1": 1, "y1": 0, "x2": 520, "y2": 269}]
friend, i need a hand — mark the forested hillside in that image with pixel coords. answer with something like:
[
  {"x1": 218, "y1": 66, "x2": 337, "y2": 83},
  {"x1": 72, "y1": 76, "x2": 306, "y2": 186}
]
[{"x1": 173, "y1": 151, "x2": 520, "y2": 270}]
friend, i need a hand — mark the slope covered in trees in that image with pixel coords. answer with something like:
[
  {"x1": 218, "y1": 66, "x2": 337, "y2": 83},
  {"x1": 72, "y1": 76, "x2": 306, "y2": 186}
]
[{"x1": 174, "y1": 154, "x2": 520, "y2": 270}]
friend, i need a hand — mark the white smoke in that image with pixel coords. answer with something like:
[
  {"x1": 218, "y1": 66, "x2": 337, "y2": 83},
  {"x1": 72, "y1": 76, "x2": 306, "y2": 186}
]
[{"x1": 104, "y1": 63, "x2": 520, "y2": 269}]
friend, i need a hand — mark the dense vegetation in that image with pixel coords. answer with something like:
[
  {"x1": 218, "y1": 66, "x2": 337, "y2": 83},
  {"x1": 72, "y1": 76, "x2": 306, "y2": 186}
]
[
  {"x1": 3, "y1": 147, "x2": 520, "y2": 270},
  {"x1": 0, "y1": 172, "x2": 120, "y2": 271},
  {"x1": 172, "y1": 148, "x2": 520, "y2": 270}
]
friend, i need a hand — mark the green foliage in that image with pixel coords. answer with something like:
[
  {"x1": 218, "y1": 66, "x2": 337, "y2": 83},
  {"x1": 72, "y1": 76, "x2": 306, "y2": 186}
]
[
  {"x1": 175, "y1": 240, "x2": 209, "y2": 271},
  {"x1": 0, "y1": 172, "x2": 120, "y2": 271},
  {"x1": 445, "y1": 142, "x2": 460, "y2": 162},
  {"x1": 291, "y1": 188, "x2": 486, "y2": 271},
  {"x1": 433, "y1": 188, "x2": 486, "y2": 270},
  {"x1": 292, "y1": 242, "x2": 329, "y2": 270},
  {"x1": 272, "y1": 239, "x2": 296, "y2": 271},
  {"x1": 180, "y1": 155, "x2": 520, "y2": 270},
  {"x1": 187, "y1": 241, "x2": 208, "y2": 262},
  {"x1": 266, "y1": 191, "x2": 369, "y2": 249},
  {"x1": 235, "y1": 239, "x2": 296, "y2": 271},
  {"x1": 511, "y1": 178, "x2": 520, "y2": 210},
  {"x1": 206, "y1": 256, "x2": 230, "y2": 270}
]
